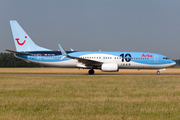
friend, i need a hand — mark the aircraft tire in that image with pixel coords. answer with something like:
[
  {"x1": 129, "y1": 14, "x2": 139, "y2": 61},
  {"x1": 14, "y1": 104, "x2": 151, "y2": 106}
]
[
  {"x1": 157, "y1": 71, "x2": 160, "y2": 75},
  {"x1": 89, "y1": 69, "x2": 94, "y2": 75}
]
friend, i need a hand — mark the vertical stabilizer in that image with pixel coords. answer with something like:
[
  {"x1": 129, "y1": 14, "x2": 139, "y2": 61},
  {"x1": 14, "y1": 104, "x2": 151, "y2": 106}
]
[{"x1": 10, "y1": 20, "x2": 51, "y2": 52}]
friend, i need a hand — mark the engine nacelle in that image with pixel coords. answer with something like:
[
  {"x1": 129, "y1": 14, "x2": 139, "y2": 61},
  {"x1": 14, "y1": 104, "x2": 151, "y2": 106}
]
[{"x1": 101, "y1": 63, "x2": 119, "y2": 72}]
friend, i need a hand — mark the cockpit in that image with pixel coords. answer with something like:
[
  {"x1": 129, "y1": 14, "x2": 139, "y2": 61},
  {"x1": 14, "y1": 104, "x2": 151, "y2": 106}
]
[{"x1": 163, "y1": 57, "x2": 169, "y2": 60}]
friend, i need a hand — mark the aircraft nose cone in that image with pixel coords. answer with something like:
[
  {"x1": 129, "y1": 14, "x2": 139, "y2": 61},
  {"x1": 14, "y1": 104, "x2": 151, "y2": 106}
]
[
  {"x1": 173, "y1": 61, "x2": 176, "y2": 66},
  {"x1": 168, "y1": 60, "x2": 176, "y2": 67},
  {"x1": 170, "y1": 61, "x2": 176, "y2": 67}
]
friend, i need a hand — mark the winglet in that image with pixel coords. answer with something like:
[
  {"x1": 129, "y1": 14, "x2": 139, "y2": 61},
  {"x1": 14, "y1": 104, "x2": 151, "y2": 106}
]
[{"x1": 58, "y1": 44, "x2": 67, "y2": 56}]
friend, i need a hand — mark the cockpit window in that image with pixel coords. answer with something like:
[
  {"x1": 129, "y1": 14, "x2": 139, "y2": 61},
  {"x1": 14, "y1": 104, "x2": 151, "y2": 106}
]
[{"x1": 163, "y1": 57, "x2": 169, "y2": 60}]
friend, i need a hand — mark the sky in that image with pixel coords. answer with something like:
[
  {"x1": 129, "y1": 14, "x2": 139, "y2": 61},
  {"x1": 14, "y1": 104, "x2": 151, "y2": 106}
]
[{"x1": 0, "y1": 0, "x2": 180, "y2": 59}]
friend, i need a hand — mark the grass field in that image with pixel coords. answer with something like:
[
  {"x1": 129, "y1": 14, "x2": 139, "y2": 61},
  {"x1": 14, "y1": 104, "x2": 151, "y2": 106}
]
[
  {"x1": 0, "y1": 67, "x2": 180, "y2": 74},
  {"x1": 0, "y1": 68, "x2": 180, "y2": 119}
]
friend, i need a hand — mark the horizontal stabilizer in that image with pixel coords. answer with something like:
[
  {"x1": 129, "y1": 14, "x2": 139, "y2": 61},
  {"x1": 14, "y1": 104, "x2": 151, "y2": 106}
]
[{"x1": 4, "y1": 49, "x2": 29, "y2": 55}]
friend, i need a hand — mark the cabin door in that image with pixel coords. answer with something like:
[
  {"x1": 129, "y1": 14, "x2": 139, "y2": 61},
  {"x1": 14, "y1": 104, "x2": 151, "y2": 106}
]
[
  {"x1": 37, "y1": 54, "x2": 41, "y2": 61},
  {"x1": 154, "y1": 55, "x2": 158, "y2": 63}
]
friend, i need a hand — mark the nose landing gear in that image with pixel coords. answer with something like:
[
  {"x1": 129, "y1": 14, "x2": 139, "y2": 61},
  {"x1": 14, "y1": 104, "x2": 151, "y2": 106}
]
[
  {"x1": 157, "y1": 71, "x2": 160, "y2": 75},
  {"x1": 88, "y1": 69, "x2": 95, "y2": 75},
  {"x1": 156, "y1": 68, "x2": 166, "y2": 75}
]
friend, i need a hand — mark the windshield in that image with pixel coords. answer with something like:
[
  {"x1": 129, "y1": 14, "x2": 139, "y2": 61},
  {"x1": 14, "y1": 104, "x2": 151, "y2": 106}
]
[{"x1": 163, "y1": 57, "x2": 169, "y2": 60}]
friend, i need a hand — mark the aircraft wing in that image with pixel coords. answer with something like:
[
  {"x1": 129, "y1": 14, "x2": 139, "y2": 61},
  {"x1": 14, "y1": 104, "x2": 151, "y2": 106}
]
[
  {"x1": 67, "y1": 55, "x2": 103, "y2": 66},
  {"x1": 4, "y1": 49, "x2": 29, "y2": 55},
  {"x1": 58, "y1": 44, "x2": 103, "y2": 67}
]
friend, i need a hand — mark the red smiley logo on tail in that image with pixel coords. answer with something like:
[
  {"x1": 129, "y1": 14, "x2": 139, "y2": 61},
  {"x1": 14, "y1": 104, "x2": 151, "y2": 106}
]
[{"x1": 15, "y1": 36, "x2": 27, "y2": 46}]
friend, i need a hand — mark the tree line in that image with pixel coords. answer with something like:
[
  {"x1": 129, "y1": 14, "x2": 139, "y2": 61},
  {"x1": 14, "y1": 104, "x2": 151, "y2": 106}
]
[
  {"x1": 0, "y1": 53, "x2": 180, "y2": 67},
  {"x1": 0, "y1": 53, "x2": 40, "y2": 67},
  {"x1": 174, "y1": 59, "x2": 180, "y2": 67}
]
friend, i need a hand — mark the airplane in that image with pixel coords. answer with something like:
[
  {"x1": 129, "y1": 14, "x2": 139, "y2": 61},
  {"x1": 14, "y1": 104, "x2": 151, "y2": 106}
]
[{"x1": 5, "y1": 20, "x2": 176, "y2": 75}]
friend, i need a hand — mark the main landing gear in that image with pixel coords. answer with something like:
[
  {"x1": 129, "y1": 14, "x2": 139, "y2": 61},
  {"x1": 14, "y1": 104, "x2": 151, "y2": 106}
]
[{"x1": 88, "y1": 69, "x2": 95, "y2": 75}]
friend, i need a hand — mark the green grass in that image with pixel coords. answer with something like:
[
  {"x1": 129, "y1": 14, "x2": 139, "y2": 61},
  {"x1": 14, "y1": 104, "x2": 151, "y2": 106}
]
[
  {"x1": 0, "y1": 75, "x2": 180, "y2": 119},
  {"x1": 0, "y1": 67, "x2": 180, "y2": 75},
  {"x1": 168, "y1": 67, "x2": 180, "y2": 69}
]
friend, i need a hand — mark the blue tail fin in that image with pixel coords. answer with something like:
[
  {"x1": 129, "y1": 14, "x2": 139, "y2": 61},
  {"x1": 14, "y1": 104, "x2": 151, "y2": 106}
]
[{"x1": 10, "y1": 20, "x2": 51, "y2": 52}]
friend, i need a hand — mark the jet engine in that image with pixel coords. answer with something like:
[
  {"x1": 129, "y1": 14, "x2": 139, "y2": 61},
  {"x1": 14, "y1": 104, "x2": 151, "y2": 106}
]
[{"x1": 101, "y1": 63, "x2": 119, "y2": 72}]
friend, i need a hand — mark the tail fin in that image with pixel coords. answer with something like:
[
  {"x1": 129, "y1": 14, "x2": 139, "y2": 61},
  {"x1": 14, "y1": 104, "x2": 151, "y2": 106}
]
[{"x1": 10, "y1": 20, "x2": 51, "y2": 52}]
